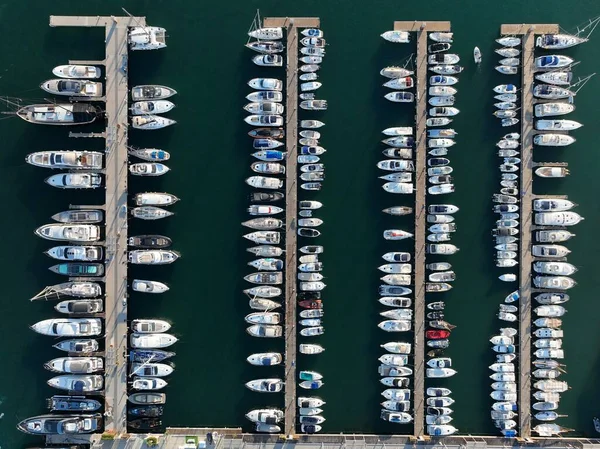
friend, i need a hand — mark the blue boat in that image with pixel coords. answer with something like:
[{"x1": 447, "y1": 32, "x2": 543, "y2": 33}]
[
  {"x1": 47, "y1": 395, "x2": 101, "y2": 412},
  {"x1": 129, "y1": 349, "x2": 176, "y2": 363},
  {"x1": 252, "y1": 150, "x2": 286, "y2": 161},
  {"x1": 252, "y1": 138, "x2": 284, "y2": 150}
]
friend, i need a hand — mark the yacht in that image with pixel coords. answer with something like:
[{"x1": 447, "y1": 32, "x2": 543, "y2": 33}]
[
  {"x1": 248, "y1": 27, "x2": 283, "y2": 40},
  {"x1": 428, "y1": 54, "x2": 460, "y2": 65},
  {"x1": 27, "y1": 151, "x2": 103, "y2": 170},
  {"x1": 44, "y1": 357, "x2": 103, "y2": 374},
  {"x1": 41, "y1": 79, "x2": 102, "y2": 97},
  {"x1": 128, "y1": 250, "x2": 180, "y2": 265},
  {"x1": 17, "y1": 104, "x2": 99, "y2": 125},
  {"x1": 245, "y1": 378, "x2": 284, "y2": 393},
  {"x1": 17, "y1": 414, "x2": 102, "y2": 435},
  {"x1": 130, "y1": 163, "x2": 170, "y2": 176},
  {"x1": 380, "y1": 66, "x2": 414, "y2": 78},
  {"x1": 383, "y1": 77, "x2": 413, "y2": 89},
  {"x1": 130, "y1": 100, "x2": 175, "y2": 116},
  {"x1": 536, "y1": 119, "x2": 582, "y2": 131},
  {"x1": 244, "y1": 231, "x2": 281, "y2": 245},
  {"x1": 535, "y1": 55, "x2": 573, "y2": 69},
  {"x1": 534, "y1": 85, "x2": 575, "y2": 100},
  {"x1": 534, "y1": 276, "x2": 576, "y2": 290},
  {"x1": 51, "y1": 210, "x2": 103, "y2": 224},
  {"x1": 132, "y1": 115, "x2": 176, "y2": 130},
  {"x1": 131, "y1": 319, "x2": 171, "y2": 334},
  {"x1": 55, "y1": 299, "x2": 103, "y2": 314},
  {"x1": 45, "y1": 173, "x2": 102, "y2": 189},
  {"x1": 134, "y1": 192, "x2": 179, "y2": 207},
  {"x1": 53, "y1": 64, "x2": 100, "y2": 79},
  {"x1": 47, "y1": 395, "x2": 102, "y2": 412},
  {"x1": 245, "y1": 115, "x2": 284, "y2": 127},
  {"x1": 430, "y1": 32, "x2": 453, "y2": 43},
  {"x1": 130, "y1": 363, "x2": 174, "y2": 377},
  {"x1": 45, "y1": 245, "x2": 103, "y2": 261},
  {"x1": 35, "y1": 224, "x2": 100, "y2": 242},
  {"x1": 534, "y1": 134, "x2": 575, "y2": 146},
  {"x1": 244, "y1": 102, "x2": 284, "y2": 115},
  {"x1": 246, "y1": 176, "x2": 283, "y2": 189},
  {"x1": 536, "y1": 230, "x2": 575, "y2": 243},
  {"x1": 246, "y1": 91, "x2": 283, "y2": 103},
  {"x1": 247, "y1": 325, "x2": 283, "y2": 338},
  {"x1": 131, "y1": 206, "x2": 173, "y2": 220},
  {"x1": 31, "y1": 318, "x2": 102, "y2": 336},
  {"x1": 535, "y1": 102, "x2": 574, "y2": 117},
  {"x1": 533, "y1": 199, "x2": 576, "y2": 212},
  {"x1": 130, "y1": 333, "x2": 178, "y2": 349},
  {"x1": 535, "y1": 71, "x2": 572, "y2": 86},
  {"x1": 381, "y1": 30, "x2": 410, "y2": 43},
  {"x1": 131, "y1": 85, "x2": 177, "y2": 101},
  {"x1": 535, "y1": 212, "x2": 583, "y2": 226},
  {"x1": 128, "y1": 27, "x2": 167, "y2": 50},
  {"x1": 128, "y1": 148, "x2": 170, "y2": 162},
  {"x1": 39, "y1": 282, "x2": 102, "y2": 299},
  {"x1": 132, "y1": 377, "x2": 168, "y2": 390}
]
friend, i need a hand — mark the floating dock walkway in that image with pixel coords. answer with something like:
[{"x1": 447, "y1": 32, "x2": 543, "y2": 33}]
[
  {"x1": 392, "y1": 20, "x2": 451, "y2": 438},
  {"x1": 500, "y1": 23, "x2": 559, "y2": 439},
  {"x1": 47, "y1": 14, "x2": 146, "y2": 442},
  {"x1": 264, "y1": 16, "x2": 320, "y2": 437}
]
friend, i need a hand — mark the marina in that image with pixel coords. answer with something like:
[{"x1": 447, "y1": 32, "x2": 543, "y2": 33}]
[{"x1": 2, "y1": 4, "x2": 600, "y2": 449}]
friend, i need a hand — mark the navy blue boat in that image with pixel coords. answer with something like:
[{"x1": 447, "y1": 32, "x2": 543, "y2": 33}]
[
  {"x1": 129, "y1": 349, "x2": 175, "y2": 363},
  {"x1": 128, "y1": 406, "x2": 164, "y2": 417},
  {"x1": 47, "y1": 395, "x2": 101, "y2": 412}
]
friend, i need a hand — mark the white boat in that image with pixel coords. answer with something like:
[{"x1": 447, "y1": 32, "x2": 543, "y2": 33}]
[
  {"x1": 499, "y1": 57, "x2": 519, "y2": 66},
  {"x1": 474, "y1": 46, "x2": 482, "y2": 63},
  {"x1": 429, "y1": 96, "x2": 455, "y2": 107},
  {"x1": 379, "y1": 354, "x2": 409, "y2": 366},
  {"x1": 245, "y1": 312, "x2": 281, "y2": 325},
  {"x1": 301, "y1": 37, "x2": 326, "y2": 47},
  {"x1": 252, "y1": 54, "x2": 283, "y2": 67},
  {"x1": 135, "y1": 192, "x2": 179, "y2": 206},
  {"x1": 428, "y1": 54, "x2": 460, "y2": 65},
  {"x1": 128, "y1": 26, "x2": 167, "y2": 50},
  {"x1": 244, "y1": 102, "x2": 284, "y2": 115},
  {"x1": 430, "y1": 65, "x2": 463, "y2": 75},
  {"x1": 382, "y1": 388, "x2": 411, "y2": 400},
  {"x1": 536, "y1": 119, "x2": 582, "y2": 131},
  {"x1": 130, "y1": 363, "x2": 174, "y2": 377},
  {"x1": 131, "y1": 85, "x2": 176, "y2": 101},
  {"x1": 47, "y1": 374, "x2": 103, "y2": 392},
  {"x1": 299, "y1": 344, "x2": 325, "y2": 355},
  {"x1": 534, "y1": 84, "x2": 575, "y2": 100},
  {"x1": 381, "y1": 274, "x2": 411, "y2": 285},
  {"x1": 496, "y1": 36, "x2": 521, "y2": 47},
  {"x1": 535, "y1": 102, "x2": 574, "y2": 117},
  {"x1": 246, "y1": 91, "x2": 283, "y2": 103},
  {"x1": 300, "y1": 47, "x2": 325, "y2": 56},
  {"x1": 426, "y1": 368, "x2": 457, "y2": 378},
  {"x1": 131, "y1": 206, "x2": 173, "y2": 220},
  {"x1": 128, "y1": 148, "x2": 170, "y2": 162},
  {"x1": 535, "y1": 305, "x2": 566, "y2": 317},
  {"x1": 382, "y1": 127, "x2": 413, "y2": 136},
  {"x1": 537, "y1": 33, "x2": 588, "y2": 49},
  {"x1": 381, "y1": 31, "x2": 410, "y2": 43},
  {"x1": 381, "y1": 410, "x2": 413, "y2": 423},
  {"x1": 430, "y1": 76, "x2": 458, "y2": 86},
  {"x1": 383, "y1": 77, "x2": 414, "y2": 89},
  {"x1": 428, "y1": 425, "x2": 458, "y2": 436},
  {"x1": 383, "y1": 229, "x2": 413, "y2": 240},
  {"x1": 248, "y1": 78, "x2": 283, "y2": 91},
  {"x1": 129, "y1": 250, "x2": 179, "y2": 265},
  {"x1": 302, "y1": 28, "x2": 324, "y2": 38},
  {"x1": 534, "y1": 134, "x2": 576, "y2": 146},
  {"x1": 52, "y1": 64, "x2": 101, "y2": 79},
  {"x1": 45, "y1": 173, "x2": 102, "y2": 189},
  {"x1": 130, "y1": 100, "x2": 175, "y2": 116},
  {"x1": 499, "y1": 274, "x2": 517, "y2": 282},
  {"x1": 428, "y1": 138, "x2": 455, "y2": 148},
  {"x1": 300, "y1": 56, "x2": 323, "y2": 64},
  {"x1": 132, "y1": 377, "x2": 167, "y2": 390},
  {"x1": 130, "y1": 333, "x2": 178, "y2": 349},
  {"x1": 380, "y1": 67, "x2": 414, "y2": 79},
  {"x1": 430, "y1": 32, "x2": 453, "y2": 43},
  {"x1": 378, "y1": 263, "x2": 411, "y2": 274},
  {"x1": 496, "y1": 65, "x2": 518, "y2": 75},
  {"x1": 495, "y1": 93, "x2": 518, "y2": 102},
  {"x1": 378, "y1": 320, "x2": 411, "y2": 332},
  {"x1": 535, "y1": 71, "x2": 573, "y2": 86},
  {"x1": 429, "y1": 107, "x2": 459, "y2": 116},
  {"x1": 246, "y1": 176, "x2": 283, "y2": 190},
  {"x1": 384, "y1": 92, "x2": 414, "y2": 103},
  {"x1": 535, "y1": 212, "x2": 583, "y2": 226},
  {"x1": 41, "y1": 79, "x2": 102, "y2": 97},
  {"x1": 131, "y1": 319, "x2": 171, "y2": 334},
  {"x1": 496, "y1": 47, "x2": 520, "y2": 57},
  {"x1": 383, "y1": 182, "x2": 414, "y2": 194},
  {"x1": 45, "y1": 245, "x2": 103, "y2": 262},
  {"x1": 428, "y1": 184, "x2": 455, "y2": 195},
  {"x1": 380, "y1": 342, "x2": 411, "y2": 354},
  {"x1": 301, "y1": 81, "x2": 322, "y2": 92},
  {"x1": 132, "y1": 115, "x2": 176, "y2": 130},
  {"x1": 132, "y1": 280, "x2": 169, "y2": 294},
  {"x1": 247, "y1": 352, "x2": 282, "y2": 366},
  {"x1": 31, "y1": 318, "x2": 101, "y2": 336},
  {"x1": 427, "y1": 244, "x2": 459, "y2": 255},
  {"x1": 535, "y1": 55, "x2": 573, "y2": 69},
  {"x1": 534, "y1": 276, "x2": 576, "y2": 290},
  {"x1": 248, "y1": 27, "x2": 283, "y2": 40}
]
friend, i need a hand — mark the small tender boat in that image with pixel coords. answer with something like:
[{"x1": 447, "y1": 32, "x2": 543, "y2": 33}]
[
  {"x1": 130, "y1": 100, "x2": 175, "y2": 116},
  {"x1": 129, "y1": 163, "x2": 170, "y2": 176},
  {"x1": 130, "y1": 333, "x2": 178, "y2": 349},
  {"x1": 381, "y1": 30, "x2": 411, "y2": 43},
  {"x1": 430, "y1": 32, "x2": 453, "y2": 43},
  {"x1": 131, "y1": 85, "x2": 177, "y2": 101}
]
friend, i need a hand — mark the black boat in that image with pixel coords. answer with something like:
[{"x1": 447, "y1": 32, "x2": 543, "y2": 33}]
[
  {"x1": 298, "y1": 291, "x2": 321, "y2": 300},
  {"x1": 298, "y1": 228, "x2": 321, "y2": 238},
  {"x1": 128, "y1": 235, "x2": 172, "y2": 249},
  {"x1": 129, "y1": 349, "x2": 176, "y2": 363},
  {"x1": 47, "y1": 395, "x2": 101, "y2": 412},
  {"x1": 428, "y1": 42, "x2": 451, "y2": 53},
  {"x1": 248, "y1": 127, "x2": 285, "y2": 139},
  {"x1": 129, "y1": 418, "x2": 162, "y2": 430},
  {"x1": 17, "y1": 414, "x2": 102, "y2": 435},
  {"x1": 128, "y1": 406, "x2": 164, "y2": 417},
  {"x1": 249, "y1": 191, "x2": 284, "y2": 203}
]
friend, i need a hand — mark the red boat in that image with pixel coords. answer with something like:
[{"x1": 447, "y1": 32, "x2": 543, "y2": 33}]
[
  {"x1": 426, "y1": 330, "x2": 450, "y2": 339},
  {"x1": 299, "y1": 300, "x2": 323, "y2": 309}
]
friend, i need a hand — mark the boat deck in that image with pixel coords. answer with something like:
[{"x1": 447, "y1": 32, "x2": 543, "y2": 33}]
[
  {"x1": 47, "y1": 14, "x2": 145, "y2": 440},
  {"x1": 500, "y1": 23, "x2": 558, "y2": 439},
  {"x1": 263, "y1": 15, "x2": 319, "y2": 437},
  {"x1": 392, "y1": 20, "x2": 451, "y2": 438}
]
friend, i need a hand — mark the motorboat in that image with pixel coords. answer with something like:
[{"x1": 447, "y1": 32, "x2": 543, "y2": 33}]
[
  {"x1": 536, "y1": 230, "x2": 575, "y2": 243},
  {"x1": 383, "y1": 77, "x2": 414, "y2": 89},
  {"x1": 45, "y1": 245, "x2": 103, "y2": 261},
  {"x1": 502, "y1": 118, "x2": 519, "y2": 127},
  {"x1": 382, "y1": 252, "x2": 411, "y2": 263},
  {"x1": 17, "y1": 103, "x2": 99, "y2": 125},
  {"x1": 429, "y1": 42, "x2": 451, "y2": 53},
  {"x1": 246, "y1": 91, "x2": 283, "y2": 103},
  {"x1": 131, "y1": 85, "x2": 176, "y2": 101},
  {"x1": 380, "y1": 67, "x2": 414, "y2": 78},
  {"x1": 47, "y1": 395, "x2": 102, "y2": 412},
  {"x1": 244, "y1": 286, "x2": 282, "y2": 298},
  {"x1": 131, "y1": 206, "x2": 173, "y2": 221},
  {"x1": 535, "y1": 102, "x2": 574, "y2": 117},
  {"x1": 496, "y1": 47, "x2": 520, "y2": 57},
  {"x1": 244, "y1": 231, "x2": 280, "y2": 245},
  {"x1": 247, "y1": 325, "x2": 283, "y2": 338},
  {"x1": 535, "y1": 212, "x2": 583, "y2": 226},
  {"x1": 300, "y1": 64, "x2": 320, "y2": 73},
  {"x1": 428, "y1": 54, "x2": 460, "y2": 65},
  {"x1": 130, "y1": 100, "x2": 175, "y2": 116},
  {"x1": 44, "y1": 357, "x2": 103, "y2": 374},
  {"x1": 243, "y1": 217, "x2": 283, "y2": 230},
  {"x1": 248, "y1": 204, "x2": 284, "y2": 215},
  {"x1": 300, "y1": 47, "x2": 325, "y2": 56},
  {"x1": 301, "y1": 100, "x2": 328, "y2": 110},
  {"x1": 430, "y1": 32, "x2": 453, "y2": 43},
  {"x1": 244, "y1": 102, "x2": 284, "y2": 115},
  {"x1": 135, "y1": 192, "x2": 179, "y2": 207},
  {"x1": 429, "y1": 96, "x2": 455, "y2": 107},
  {"x1": 250, "y1": 192, "x2": 284, "y2": 203},
  {"x1": 383, "y1": 182, "x2": 414, "y2": 194},
  {"x1": 129, "y1": 250, "x2": 179, "y2": 265},
  {"x1": 246, "y1": 40, "x2": 284, "y2": 54},
  {"x1": 495, "y1": 65, "x2": 518, "y2": 75},
  {"x1": 496, "y1": 93, "x2": 518, "y2": 102},
  {"x1": 130, "y1": 163, "x2": 170, "y2": 177},
  {"x1": 128, "y1": 148, "x2": 170, "y2": 162},
  {"x1": 48, "y1": 262, "x2": 103, "y2": 277},
  {"x1": 536, "y1": 119, "x2": 582, "y2": 131},
  {"x1": 131, "y1": 115, "x2": 176, "y2": 129},
  {"x1": 534, "y1": 134, "x2": 576, "y2": 146},
  {"x1": 47, "y1": 374, "x2": 103, "y2": 392},
  {"x1": 379, "y1": 263, "x2": 411, "y2": 274},
  {"x1": 301, "y1": 37, "x2": 326, "y2": 47},
  {"x1": 533, "y1": 199, "x2": 576, "y2": 212},
  {"x1": 535, "y1": 71, "x2": 573, "y2": 86},
  {"x1": 534, "y1": 318, "x2": 563, "y2": 328},
  {"x1": 300, "y1": 145, "x2": 326, "y2": 155},
  {"x1": 499, "y1": 57, "x2": 519, "y2": 66},
  {"x1": 429, "y1": 184, "x2": 454, "y2": 195},
  {"x1": 429, "y1": 204, "x2": 459, "y2": 214},
  {"x1": 130, "y1": 333, "x2": 178, "y2": 349},
  {"x1": 302, "y1": 28, "x2": 324, "y2": 38},
  {"x1": 45, "y1": 172, "x2": 102, "y2": 190},
  {"x1": 379, "y1": 285, "x2": 411, "y2": 296},
  {"x1": 246, "y1": 176, "x2": 283, "y2": 190},
  {"x1": 129, "y1": 349, "x2": 175, "y2": 363},
  {"x1": 429, "y1": 107, "x2": 459, "y2": 116},
  {"x1": 383, "y1": 136, "x2": 414, "y2": 147},
  {"x1": 31, "y1": 318, "x2": 101, "y2": 337},
  {"x1": 378, "y1": 320, "x2": 411, "y2": 332},
  {"x1": 130, "y1": 363, "x2": 174, "y2": 378},
  {"x1": 252, "y1": 54, "x2": 283, "y2": 67},
  {"x1": 535, "y1": 305, "x2": 566, "y2": 317},
  {"x1": 132, "y1": 377, "x2": 167, "y2": 390},
  {"x1": 18, "y1": 414, "x2": 102, "y2": 435},
  {"x1": 430, "y1": 65, "x2": 463, "y2": 75},
  {"x1": 430, "y1": 76, "x2": 458, "y2": 86},
  {"x1": 535, "y1": 55, "x2": 573, "y2": 69},
  {"x1": 382, "y1": 205, "x2": 413, "y2": 215},
  {"x1": 300, "y1": 56, "x2": 323, "y2": 64},
  {"x1": 299, "y1": 344, "x2": 325, "y2": 355},
  {"x1": 534, "y1": 276, "x2": 576, "y2": 290},
  {"x1": 381, "y1": 30, "x2": 410, "y2": 43},
  {"x1": 131, "y1": 319, "x2": 171, "y2": 334},
  {"x1": 535, "y1": 166, "x2": 570, "y2": 178},
  {"x1": 55, "y1": 299, "x2": 103, "y2": 315},
  {"x1": 246, "y1": 114, "x2": 284, "y2": 127},
  {"x1": 245, "y1": 378, "x2": 284, "y2": 393},
  {"x1": 427, "y1": 244, "x2": 459, "y2": 255},
  {"x1": 383, "y1": 229, "x2": 413, "y2": 240},
  {"x1": 252, "y1": 150, "x2": 286, "y2": 162}
]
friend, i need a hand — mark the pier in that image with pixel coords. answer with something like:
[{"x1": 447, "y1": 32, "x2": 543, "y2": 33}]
[
  {"x1": 47, "y1": 14, "x2": 145, "y2": 440},
  {"x1": 500, "y1": 23, "x2": 558, "y2": 438},
  {"x1": 393, "y1": 20, "x2": 451, "y2": 438},
  {"x1": 263, "y1": 16, "x2": 320, "y2": 437}
]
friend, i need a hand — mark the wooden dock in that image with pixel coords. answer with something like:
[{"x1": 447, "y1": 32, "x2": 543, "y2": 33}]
[
  {"x1": 501, "y1": 23, "x2": 558, "y2": 439},
  {"x1": 48, "y1": 14, "x2": 145, "y2": 439},
  {"x1": 392, "y1": 20, "x2": 450, "y2": 438},
  {"x1": 263, "y1": 16, "x2": 319, "y2": 437}
]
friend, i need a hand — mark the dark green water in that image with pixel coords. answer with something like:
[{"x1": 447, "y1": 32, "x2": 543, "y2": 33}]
[{"x1": 1, "y1": 0, "x2": 600, "y2": 447}]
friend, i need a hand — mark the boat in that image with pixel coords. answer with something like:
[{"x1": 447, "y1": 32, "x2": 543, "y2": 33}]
[
  {"x1": 131, "y1": 319, "x2": 171, "y2": 334},
  {"x1": 430, "y1": 76, "x2": 458, "y2": 87},
  {"x1": 536, "y1": 119, "x2": 582, "y2": 131},
  {"x1": 17, "y1": 103, "x2": 100, "y2": 125},
  {"x1": 381, "y1": 30, "x2": 410, "y2": 42},
  {"x1": 131, "y1": 85, "x2": 176, "y2": 101},
  {"x1": 131, "y1": 377, "x2": 168, "y2": 390},
  {"x1": 47, "y1": 395, "x2": 101, "y2": 412},
  {"x1": 44, "y1": 357, "x2": 103, "y2": 374},
  {"x1": 301, "y1": 100, "x2": 328, "y2": 110},
  {"x1": 535, "y1": 166, "x2": 570, "y2": 178},
  {"x1": 130, "y1": 100, "x2": 175, "y2": 116},
  {"x1": 45, "y1": 245, "x2": 103, "y2": 262},
  {"x1": 128, "y1": 148, "x2": 171, "y2": 163},
  {"x1": 27, "y1": 150, "x2": 103, "y2": 170},
  {"x1": 495, "y1": 65, "x2": 518, "y2": 75},
  {"x1": 252, "y1": 54, "x2": 284, "y2": 67},
  {"x1": 496, "y1": 36, "x2": 521, "y2": 46},
  {"x1": 427, "y1": 244, "x2": 459, "y2": 255},
  {"x1": 496, "y1": 47, "x2": 520, "y2": 57},
  {"x1": 245, "y1": 115, "x2": 284, "y2": 127},
  {"x1": 383, "y1": 77, "x2": 414, "y2": 90},
  {"x1": 429, "y1": 107, "x2": 459, "y2": 117},
  {"x1": 430, "y1": 65, "x2": 463, "y2": 75},
  {"x1": 380, "y1": 67, "x2": 413, "y2": 79},
  {"x1": 382, "y1": 206, "x2": 413, "y2": 216},
  {"x1": 47, "y1": 374, "x2": 103, "y2": 392},
  {"x1": 52, "y1": 338, "x2": 98, "y2": 354},
  {"x1": 534, "y1": 276, "x2": 576, "y2": 290},
  {"x1": 17, "y1": 414, "x2": 102, "y2": 435},
  {"x1": 301, "y1": 37, "x2": 326, "y2": 47},
  {"x1": 130, "y1": 333, "x2": 178, "y2": 349},
  {"x1": 535, "y1": 55, "x2": 573, "y2": 70},
  {"x1": 45, "y1": 172, "x2": 102, "y2": 190},
  {"x1": 535, "y1": 102, "x2": 575, "y2": 118},
  {"x1": 31, "y1": 318, "x2": 101, "y2": 337},
  {"x1": 246, "y1": 40, "x2": 284, "y2": 54},
  {"x1": 430, "y1": 32, "x2": 453, "y2": 43},
  {"x1": 534, "y1": 134, "x2": 576, "y2": 147},
  {"x1": 245, "y1": 378, "x2": 284, "y2": 393},
  {"x1": 384, "y1": 229, "x2": 413, "y2": 240},
  {"x1": 244, "y1": 102, "x2": 284, "y2": 115},
  {"x1": 129, "y1": 250, "x2": 179, "y2": 265},
  {"x1": 246, "y1": 92, "x2": 283, "y2": 104},
  {"x1": 473, "y1": 46, "x2": 482, "y2": 63},
  {"x1": 130, "y1": 362, "x2": 174, "y2": 377},
  {"x1": 428, "y1": 54, "x2": 460, "y2": 65},
  {"x1": 383, "y1": 182, "x2": 414, "y2": 194},
  {"x1": 534, "y1": 84, "x2": 575, "y2": 100},
  {"x1": 248, "y1": 26, "x2": 283, "y2": 40},
  {"x1": 129, "y1": 163, "x2": 170, "y2": 177},
  {"x1": 48, "y1": 262, "x2": 104, "y2": 277},
  {"x1": 429, "y1": 184, "x2": 454, "y2": 195}
]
